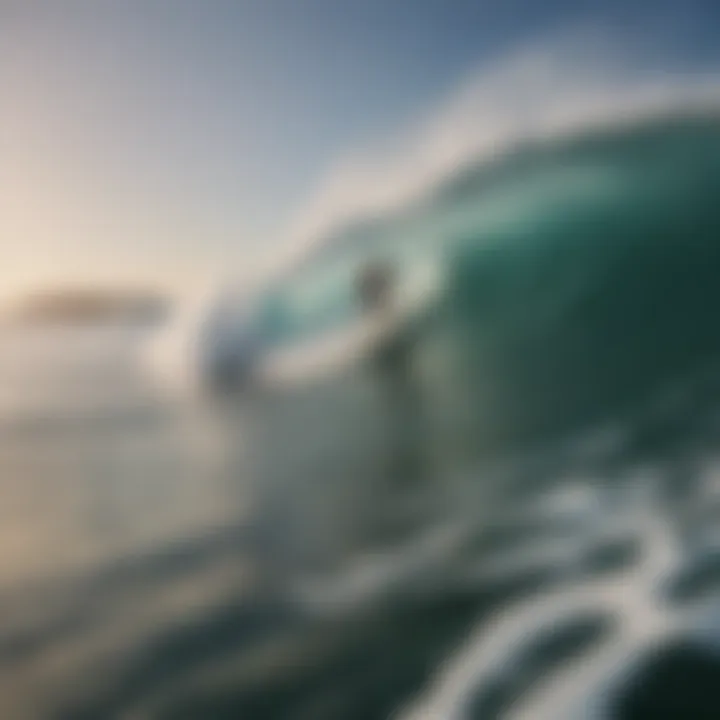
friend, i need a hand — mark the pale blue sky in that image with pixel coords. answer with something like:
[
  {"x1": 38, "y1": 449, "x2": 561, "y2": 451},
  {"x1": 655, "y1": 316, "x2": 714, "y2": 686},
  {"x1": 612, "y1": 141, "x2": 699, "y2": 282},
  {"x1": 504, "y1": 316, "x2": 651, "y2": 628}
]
[{"x1": 1, "y1": 0, "x2": 718, "y2": 299}]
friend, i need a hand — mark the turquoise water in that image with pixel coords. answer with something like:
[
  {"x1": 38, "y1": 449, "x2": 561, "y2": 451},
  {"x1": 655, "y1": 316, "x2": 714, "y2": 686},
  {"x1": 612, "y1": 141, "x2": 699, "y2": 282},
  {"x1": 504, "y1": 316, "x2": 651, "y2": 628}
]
[{"x1": 255, "y1": 112, "x2": 720, "y2": 447}]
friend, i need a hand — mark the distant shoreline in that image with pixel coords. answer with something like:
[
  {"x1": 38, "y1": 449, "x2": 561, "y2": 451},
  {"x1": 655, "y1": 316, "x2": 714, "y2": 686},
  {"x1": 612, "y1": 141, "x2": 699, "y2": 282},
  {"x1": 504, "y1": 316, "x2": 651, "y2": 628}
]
[{"x1": 7, "y1": 288, "x2": 171, "y2": 327}]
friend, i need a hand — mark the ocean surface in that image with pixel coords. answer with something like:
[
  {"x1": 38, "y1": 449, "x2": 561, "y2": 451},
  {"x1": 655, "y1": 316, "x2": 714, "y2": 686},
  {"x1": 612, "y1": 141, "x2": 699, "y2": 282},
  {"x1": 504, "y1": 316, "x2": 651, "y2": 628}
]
[{"x1": 5, "y1": 112, "x2": 720, "y2": 719}]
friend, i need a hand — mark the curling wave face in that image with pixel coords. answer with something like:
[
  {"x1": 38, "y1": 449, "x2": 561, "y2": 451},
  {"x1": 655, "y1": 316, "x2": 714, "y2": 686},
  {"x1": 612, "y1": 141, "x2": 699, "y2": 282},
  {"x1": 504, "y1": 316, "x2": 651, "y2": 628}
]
[{"x1": 240, "y1": 112, "x2": 720, "y2": 450}]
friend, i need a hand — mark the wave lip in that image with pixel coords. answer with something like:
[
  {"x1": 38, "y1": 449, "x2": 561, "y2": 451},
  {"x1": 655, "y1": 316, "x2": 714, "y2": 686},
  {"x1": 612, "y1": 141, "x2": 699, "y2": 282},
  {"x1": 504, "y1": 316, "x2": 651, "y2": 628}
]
[{"x1": 268, "y1": 31, "x2": 720, "y2": 283}]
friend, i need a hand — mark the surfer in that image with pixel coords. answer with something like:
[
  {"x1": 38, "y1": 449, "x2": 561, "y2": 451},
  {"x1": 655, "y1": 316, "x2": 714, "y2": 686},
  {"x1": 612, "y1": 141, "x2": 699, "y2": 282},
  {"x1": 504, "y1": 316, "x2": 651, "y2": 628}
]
[{"x1": 356, "y1": 260, "x2": 426, "y2": 493}]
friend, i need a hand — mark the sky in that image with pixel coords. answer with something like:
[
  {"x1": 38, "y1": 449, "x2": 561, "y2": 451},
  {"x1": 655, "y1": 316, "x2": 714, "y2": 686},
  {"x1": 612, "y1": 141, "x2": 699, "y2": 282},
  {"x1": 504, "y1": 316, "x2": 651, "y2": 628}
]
[{"x1": 1, "y1": 0, "x2": 719, "y2": 302}]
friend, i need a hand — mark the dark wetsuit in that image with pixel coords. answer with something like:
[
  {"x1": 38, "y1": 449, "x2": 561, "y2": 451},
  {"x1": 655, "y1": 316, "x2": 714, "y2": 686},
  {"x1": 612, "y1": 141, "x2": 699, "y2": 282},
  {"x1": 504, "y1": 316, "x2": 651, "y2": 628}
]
[{"x1": 368, "y1": 314, "x2": 425, "y2": 487}]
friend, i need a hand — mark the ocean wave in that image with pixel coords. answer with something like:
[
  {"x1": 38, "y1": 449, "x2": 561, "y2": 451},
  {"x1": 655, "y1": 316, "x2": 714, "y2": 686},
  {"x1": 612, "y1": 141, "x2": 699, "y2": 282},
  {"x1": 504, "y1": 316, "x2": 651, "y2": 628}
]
[
  {"x1": 150, "y1": 33, "x2": 720, "y2": 452},
  {"x1": 243, "y1": 111, "x2": 720, "y2": 451}
]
